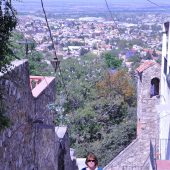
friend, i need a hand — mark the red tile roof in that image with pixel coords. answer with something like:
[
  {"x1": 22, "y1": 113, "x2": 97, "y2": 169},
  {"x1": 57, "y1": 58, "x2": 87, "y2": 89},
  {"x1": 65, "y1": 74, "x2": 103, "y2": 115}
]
[
  {"x1": 30, "y1": 76, "x2": 55, "y2": 98},
  {"x1": 136, "y1": 60, "x2": 156, "y2": 73}
]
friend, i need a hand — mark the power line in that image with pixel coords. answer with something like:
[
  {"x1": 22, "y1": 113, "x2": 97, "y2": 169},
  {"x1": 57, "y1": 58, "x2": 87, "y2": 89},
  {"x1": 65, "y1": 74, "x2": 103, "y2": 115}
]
[
  {"x1": 141, "y1": 113, "x2": 170, "y2": 130},
  {"x1": 104, "y1": 0, "x2": 117, "y2": 28},
  {"x1": 40, "y1": 0, "x2": 69, "y2": 101},
  {"x1": 40, "y1": 0, "x2": 58, "y2": 59},
  {"x1": 146, "y1": 0, "x2": 164, "y2": 8}
]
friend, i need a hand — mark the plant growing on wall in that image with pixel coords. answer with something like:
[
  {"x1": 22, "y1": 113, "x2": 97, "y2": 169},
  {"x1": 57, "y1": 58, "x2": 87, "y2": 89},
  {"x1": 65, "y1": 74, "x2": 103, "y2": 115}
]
[{"x1": 0, "y1": 0, "x2": 17, "y2": 131}]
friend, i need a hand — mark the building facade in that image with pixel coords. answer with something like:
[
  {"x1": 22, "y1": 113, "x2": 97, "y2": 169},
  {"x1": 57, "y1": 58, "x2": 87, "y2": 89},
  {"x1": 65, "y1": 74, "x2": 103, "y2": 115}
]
[{"x1": 157, "y1": 21, "x2": 170, "y2": 163}]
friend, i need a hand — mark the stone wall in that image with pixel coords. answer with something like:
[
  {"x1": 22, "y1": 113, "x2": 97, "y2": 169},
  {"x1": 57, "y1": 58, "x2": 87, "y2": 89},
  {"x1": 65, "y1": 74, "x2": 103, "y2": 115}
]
[
  {"x1": 0, "y1": 60, "x2": 78, "y2": 170},
  {"x1": 137, "y1": 63, "x2": 160, "y2": 140},
  {"x1": 104, "y1": 62, "x2": 161, "y2": 170},
  {"x1": 0, "y1": 60, "x2": 35, "y2": 170}
]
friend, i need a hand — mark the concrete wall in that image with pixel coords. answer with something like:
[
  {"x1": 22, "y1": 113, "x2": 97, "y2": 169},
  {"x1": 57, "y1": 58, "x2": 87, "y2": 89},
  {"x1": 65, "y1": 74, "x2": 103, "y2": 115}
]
[{"x1": 0, "y1": 60, "x2": 78, "y2": 170}]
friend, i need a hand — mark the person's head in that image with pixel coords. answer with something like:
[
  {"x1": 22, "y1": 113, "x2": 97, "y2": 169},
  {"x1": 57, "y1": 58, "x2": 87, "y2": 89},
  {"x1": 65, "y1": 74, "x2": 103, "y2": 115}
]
[{"x1": 85, "y1": 152, "x2": 98, "y2": 169}]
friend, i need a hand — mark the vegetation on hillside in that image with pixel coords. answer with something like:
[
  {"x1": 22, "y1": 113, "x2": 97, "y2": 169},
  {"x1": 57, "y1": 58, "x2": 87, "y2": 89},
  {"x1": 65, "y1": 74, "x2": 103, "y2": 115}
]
[
  {"x1": 0, "y1": 0, "x2": 137, "y2": 164},
  {"x1": 54, "y1": 52, "x2": 137, "y2": 166},
  {"x1": 0, "y1": 0, "x2": 51, "y2": 131},
  {"x1": 0, "y1": 0, "x2": 17, "y2": 131},
  {"x1": 10, "y1": 32, "x2": 53, "y2": 76}
]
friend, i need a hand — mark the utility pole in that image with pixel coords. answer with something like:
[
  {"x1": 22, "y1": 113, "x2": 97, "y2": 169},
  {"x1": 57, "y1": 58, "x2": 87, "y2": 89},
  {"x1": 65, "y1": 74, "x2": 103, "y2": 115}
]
[{"x1": 18, "y1": 39, "x2": 34, "y2": 59}]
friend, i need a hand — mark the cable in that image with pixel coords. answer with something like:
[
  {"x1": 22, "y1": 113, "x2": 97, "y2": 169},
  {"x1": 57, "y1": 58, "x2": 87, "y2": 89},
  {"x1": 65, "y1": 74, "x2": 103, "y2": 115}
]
[
  {"x1": 40, "y1": 0, "x2": 58, "y2": 59},
  {"x1": 104, "y1": 0, "x2": 117, "y2": 28},
  {"x1": 140, "y1": 113, "x2": 170, "y2": 131},
  {"x1": 146, "y1": 0, "x2": 167, "y2": 11},
  {"x1": 40, "y1": 0, "x2": 69, "y2": 101},
  {"x1": 146, "y1": 0, "x2": 162, "y2": 7}
]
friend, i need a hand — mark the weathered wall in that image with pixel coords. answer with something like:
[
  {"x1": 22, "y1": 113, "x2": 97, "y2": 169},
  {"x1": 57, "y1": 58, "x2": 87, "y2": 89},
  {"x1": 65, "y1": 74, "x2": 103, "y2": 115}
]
[
  {"x1": 33, "y1": 77, "x2": 56, "y2": 125},
  {"x1": 0, "y1": 60, "x2": 78, "y2": 170},
  {"x1": 104, "y1": 62, "x2": 161, "y2": 170},
  {"x1": 137, "y1": 63, "x2": 160, "y2": 139},
  {"x1": 0, "y1": 60, "x2": 35, "y2": 170}
]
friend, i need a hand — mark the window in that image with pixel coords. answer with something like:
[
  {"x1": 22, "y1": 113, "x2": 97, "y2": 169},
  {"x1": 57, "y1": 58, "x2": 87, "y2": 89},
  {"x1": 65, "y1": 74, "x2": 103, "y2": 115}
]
[{"x1": 150, "y1": 78, "x2": 160, "y2": 97}]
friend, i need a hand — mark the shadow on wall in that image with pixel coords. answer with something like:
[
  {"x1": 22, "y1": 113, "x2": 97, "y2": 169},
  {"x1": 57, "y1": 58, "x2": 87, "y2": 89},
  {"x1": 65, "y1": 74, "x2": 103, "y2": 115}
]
[
  {"x1": 166, "y1": 125, "x2": 170, "y2": 160},
  {"x1": 150, "y1": 77, "x2": 160, "y2": 98}
]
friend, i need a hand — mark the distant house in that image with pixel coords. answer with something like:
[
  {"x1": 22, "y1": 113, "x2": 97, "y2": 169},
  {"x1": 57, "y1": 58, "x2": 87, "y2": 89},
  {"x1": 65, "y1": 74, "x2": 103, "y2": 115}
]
[{"x1": 125, "y1": 49, "x2": 136, "y2": 59}]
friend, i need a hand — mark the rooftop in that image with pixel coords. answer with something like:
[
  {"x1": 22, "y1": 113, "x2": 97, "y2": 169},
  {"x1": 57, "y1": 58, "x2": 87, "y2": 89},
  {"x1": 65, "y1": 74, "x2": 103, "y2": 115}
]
[
  {"x1": 136, "y1": 60, "x2": 156, "y2": 73},
  {"x1": 30, "y1": 76, "x2": 55, "y2": 98}
]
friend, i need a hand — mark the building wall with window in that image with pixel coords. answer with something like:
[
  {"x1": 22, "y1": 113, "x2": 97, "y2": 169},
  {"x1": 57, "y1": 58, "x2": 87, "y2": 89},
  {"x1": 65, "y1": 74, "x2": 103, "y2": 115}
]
[
  {"x1": 136, "y1": 60, "x2": 161, "y2": 139},
  {"x1": 104, "y1": 61, "x2": 161, "y2": 170}
]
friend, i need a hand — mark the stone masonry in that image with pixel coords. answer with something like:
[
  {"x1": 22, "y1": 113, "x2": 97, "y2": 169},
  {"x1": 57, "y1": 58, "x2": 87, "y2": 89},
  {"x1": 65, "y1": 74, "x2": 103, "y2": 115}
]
[
  {"x1": 0, "y1": 60, "x2": 78, "y2": 170},
  {"x1": 104, "y1": 61, "x2": 161, "y2": 170}
]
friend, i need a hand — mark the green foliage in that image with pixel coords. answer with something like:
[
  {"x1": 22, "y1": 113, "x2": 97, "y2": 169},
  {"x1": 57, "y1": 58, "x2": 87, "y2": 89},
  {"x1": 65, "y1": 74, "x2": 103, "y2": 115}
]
[
  {"x1": 0, "y1": 89, "x2": 10, "y2": 131},
  {"x1": 128, "y1": 55, "x2": 141, "y2": 63},
  {"x1": 10, "y1": 32, "x2": 52, "y2": 76},
  {"x1": 54, "y1": 53, "x2": 137, "y2": 166},
  {"x1": 103, "y1": 52, "x2": 122, "y2": 69},
  {"x1": 56, "y1": 54, "x2": 107, "y2": 111},
  {"x1": 0, "y1": 0, "x2": 17, "y2": 131},
  {"x1": 28, "y1": 51, "x2": 51, "y2": 76},
  {"x1": 70, "y1": 106, "x2": 101, "y2": 143},
  {"x1": 0, "y1": 0, "x2": 17, "y2": 69}
]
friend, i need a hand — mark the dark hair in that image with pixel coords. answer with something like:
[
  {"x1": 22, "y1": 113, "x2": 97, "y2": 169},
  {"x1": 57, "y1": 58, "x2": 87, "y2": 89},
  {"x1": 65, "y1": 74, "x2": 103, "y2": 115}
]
[{"x1": 85, "y1": 152, "x2": 98, "y2": 166}]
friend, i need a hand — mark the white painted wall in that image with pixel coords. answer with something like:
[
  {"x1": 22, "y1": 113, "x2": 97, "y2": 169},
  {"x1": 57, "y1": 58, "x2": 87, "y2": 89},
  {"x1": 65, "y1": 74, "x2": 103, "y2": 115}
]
[{"x1": 159, "y1": 22, "x2": 170, "y2": 160}]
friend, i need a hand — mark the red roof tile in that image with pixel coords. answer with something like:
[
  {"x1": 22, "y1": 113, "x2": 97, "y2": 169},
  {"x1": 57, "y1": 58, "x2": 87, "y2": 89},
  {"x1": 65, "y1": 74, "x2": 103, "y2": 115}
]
[{"x1": 136, "y1": 60, "x2": 156, "y2": 73}]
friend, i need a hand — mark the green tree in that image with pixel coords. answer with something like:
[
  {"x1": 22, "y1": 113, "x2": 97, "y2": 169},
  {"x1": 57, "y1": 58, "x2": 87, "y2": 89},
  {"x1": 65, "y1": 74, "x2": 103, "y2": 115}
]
[
  {"x1": 10, "y1": 32, "x2": 52, "y2": 76},
  {"x1": 53, "y1": 54, "x2": 137, "y2": 166},
  {"x1": 0, "y1": 0, "x2": 17, "y2": 131},
  {"x1": 0, "y1": 0, "x2": 17, "y2": 69},
  {"x1": 103, "y1": 52, "x2": 122, "y2": 69}
]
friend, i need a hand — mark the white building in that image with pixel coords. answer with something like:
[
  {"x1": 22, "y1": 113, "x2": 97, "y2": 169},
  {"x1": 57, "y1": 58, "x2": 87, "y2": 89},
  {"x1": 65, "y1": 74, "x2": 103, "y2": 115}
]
[{"x1": 159, "y1": 22, "x2": 170, "y2": 160}]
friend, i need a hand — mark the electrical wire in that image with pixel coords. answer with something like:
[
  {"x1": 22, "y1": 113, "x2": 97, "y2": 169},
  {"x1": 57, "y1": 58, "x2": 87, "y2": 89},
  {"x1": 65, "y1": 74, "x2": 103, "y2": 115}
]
[
  {"x1": 146, "y1": 0, "x2": 162, "y2": 7},
  {"x1": 142, "y1": 113, "x2": 170, "y2": 126},
  {"x1": 104, "y1": 0, "x2": 166, "y2": 31},
  {"x1": 104, "y1": 0, "x2": 117, "y2": 28},
  {"x1": 40, "y1": 0, "x2": 69, "y2": 101},
  {"x1": 40, "y1": 0, "x2": 58, "y2": 60},
  {"x1": 146, "y1": 0, "x2": 167, "y2": 11}
]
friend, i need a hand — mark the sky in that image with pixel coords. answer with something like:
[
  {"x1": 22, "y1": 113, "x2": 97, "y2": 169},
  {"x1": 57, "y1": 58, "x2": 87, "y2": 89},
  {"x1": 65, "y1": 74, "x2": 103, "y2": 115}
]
[
  {"x1": 13, "y1": 0, "x2": 169, "y2": 7},
  {"x1": 14, "y1": 0, "x2": 167, "y2": 4},
  {"x1": 13, "y1": 0, "x2": 170, "y2": 13}
]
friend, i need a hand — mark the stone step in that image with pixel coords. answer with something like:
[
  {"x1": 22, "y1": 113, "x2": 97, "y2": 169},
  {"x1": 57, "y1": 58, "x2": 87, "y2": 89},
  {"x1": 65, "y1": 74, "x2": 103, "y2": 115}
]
[{"x1": 104, "y1": 139, "x2": 150, "y2": 170}]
